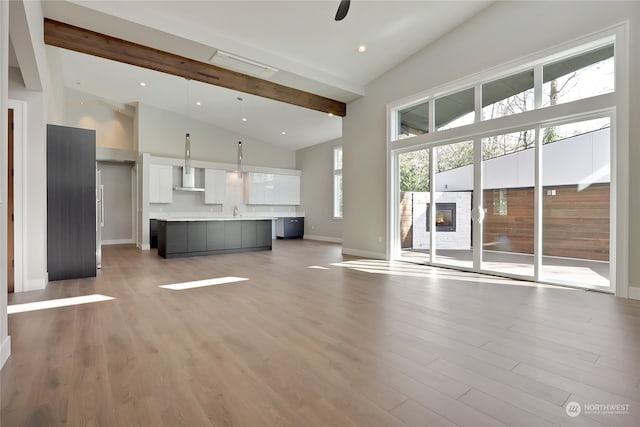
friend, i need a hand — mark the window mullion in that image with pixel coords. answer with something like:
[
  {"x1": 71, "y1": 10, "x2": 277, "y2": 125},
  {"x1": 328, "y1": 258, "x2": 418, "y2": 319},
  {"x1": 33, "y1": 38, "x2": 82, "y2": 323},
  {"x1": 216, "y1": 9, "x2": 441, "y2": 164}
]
[
  {"x1": 534, "y1": 64, "x2": 543, "y2": 109},
  {"x1": 475, "y1": 84, "x2": 482, "y2": 123}
]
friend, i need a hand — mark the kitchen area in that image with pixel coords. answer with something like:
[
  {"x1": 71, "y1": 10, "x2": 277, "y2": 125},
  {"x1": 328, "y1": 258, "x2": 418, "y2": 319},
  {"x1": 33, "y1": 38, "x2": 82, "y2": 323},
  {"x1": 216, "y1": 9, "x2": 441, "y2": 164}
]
[
  {"x1": 144, "y1": 139, "x2": 304, "y2": 259},
  {"x1": 42, "y1": 86, "x2": 309, "y2": 284}
]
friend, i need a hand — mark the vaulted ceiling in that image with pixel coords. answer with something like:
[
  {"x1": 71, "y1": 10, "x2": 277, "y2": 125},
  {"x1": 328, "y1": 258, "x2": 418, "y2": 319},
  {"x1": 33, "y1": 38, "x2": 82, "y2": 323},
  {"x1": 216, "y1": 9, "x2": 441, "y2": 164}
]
[{"x1": 38, "y1": 0, "x2": 494, "y2": 149}]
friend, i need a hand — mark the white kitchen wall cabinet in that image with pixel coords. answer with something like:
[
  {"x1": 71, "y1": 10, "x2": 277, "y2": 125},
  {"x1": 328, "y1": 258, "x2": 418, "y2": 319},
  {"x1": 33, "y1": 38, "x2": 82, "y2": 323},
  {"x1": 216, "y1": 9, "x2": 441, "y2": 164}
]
[
  {"x1": 149, "y1": 164, "x2": 173, "y2": 203},
  {"x1": 274, "y1": 174, "x2": 300, "y2": 205},
  {"x1": 204, "y1": 169, "x2": 227, "y2": 204},
  {"x1": 245, "y1": 172, "x2": 300, "y2": 205}
]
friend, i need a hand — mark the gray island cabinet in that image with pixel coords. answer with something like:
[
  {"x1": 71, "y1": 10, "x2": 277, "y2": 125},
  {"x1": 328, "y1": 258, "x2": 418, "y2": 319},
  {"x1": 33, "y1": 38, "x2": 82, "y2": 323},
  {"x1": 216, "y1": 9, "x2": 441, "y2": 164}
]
[{"x1": 157, "y1": 218, "x2": 272, "y2": 258}]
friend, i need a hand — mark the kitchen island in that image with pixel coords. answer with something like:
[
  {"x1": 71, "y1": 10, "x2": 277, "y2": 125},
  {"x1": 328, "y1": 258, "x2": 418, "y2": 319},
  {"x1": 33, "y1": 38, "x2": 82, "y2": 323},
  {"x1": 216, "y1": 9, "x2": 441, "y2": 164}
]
[{"x1": 156, "y1": 218, "x2": 273, "y2": 259}]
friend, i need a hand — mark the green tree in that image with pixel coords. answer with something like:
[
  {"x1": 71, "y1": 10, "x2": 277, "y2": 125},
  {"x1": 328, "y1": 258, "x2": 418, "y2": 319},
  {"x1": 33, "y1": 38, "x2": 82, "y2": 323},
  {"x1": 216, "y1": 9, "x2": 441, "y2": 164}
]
[
  {"x1": 436, "y1": 141, "x2": 474, "y2": 173},
  {"x1": 399, "y1": 150, "x2": 429, "y2": 191}
]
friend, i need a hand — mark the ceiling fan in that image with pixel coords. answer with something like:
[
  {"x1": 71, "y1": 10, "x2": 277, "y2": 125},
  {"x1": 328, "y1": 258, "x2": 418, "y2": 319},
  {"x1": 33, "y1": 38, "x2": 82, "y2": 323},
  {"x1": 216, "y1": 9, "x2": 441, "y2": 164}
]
[{"x1": 335, "y1": 0, "x2": 351, "y2": 21}]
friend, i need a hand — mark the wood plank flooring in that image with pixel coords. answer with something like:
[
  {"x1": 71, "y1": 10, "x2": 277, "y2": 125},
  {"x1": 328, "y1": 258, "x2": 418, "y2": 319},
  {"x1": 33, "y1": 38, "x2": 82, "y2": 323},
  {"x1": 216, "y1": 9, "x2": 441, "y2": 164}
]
[{"x1": 2, "y1": 240, "x2": 640, "y2": 426}]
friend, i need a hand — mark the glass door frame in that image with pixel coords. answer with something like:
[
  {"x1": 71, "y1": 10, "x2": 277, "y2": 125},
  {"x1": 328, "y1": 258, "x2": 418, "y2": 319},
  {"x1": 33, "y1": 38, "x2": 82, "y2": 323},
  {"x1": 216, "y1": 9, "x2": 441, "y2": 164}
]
[{"x1": 389, "y1": 111, "x2": 617, "y2": 293}]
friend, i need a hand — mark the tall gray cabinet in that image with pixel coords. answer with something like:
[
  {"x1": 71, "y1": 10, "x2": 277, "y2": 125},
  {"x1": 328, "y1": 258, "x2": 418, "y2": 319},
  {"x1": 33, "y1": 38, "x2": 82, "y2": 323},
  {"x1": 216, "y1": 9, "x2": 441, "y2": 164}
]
[{"x1": 47, "y1": 124, "x2": 97, "y2": 281}]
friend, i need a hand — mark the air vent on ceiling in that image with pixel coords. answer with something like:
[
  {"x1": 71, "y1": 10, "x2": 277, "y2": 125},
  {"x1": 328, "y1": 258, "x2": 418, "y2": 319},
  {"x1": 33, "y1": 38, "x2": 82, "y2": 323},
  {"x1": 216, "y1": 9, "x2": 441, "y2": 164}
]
[{"x1": 209, "y1": 50, "x2": 279, "y2": 80}]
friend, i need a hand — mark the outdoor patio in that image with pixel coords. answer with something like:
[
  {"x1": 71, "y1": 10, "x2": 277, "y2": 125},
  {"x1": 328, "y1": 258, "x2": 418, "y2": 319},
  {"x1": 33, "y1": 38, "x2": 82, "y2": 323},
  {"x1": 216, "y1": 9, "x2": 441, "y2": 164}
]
[{"x1": 400, "y1": 249, "x2": 610, "y2": 289}]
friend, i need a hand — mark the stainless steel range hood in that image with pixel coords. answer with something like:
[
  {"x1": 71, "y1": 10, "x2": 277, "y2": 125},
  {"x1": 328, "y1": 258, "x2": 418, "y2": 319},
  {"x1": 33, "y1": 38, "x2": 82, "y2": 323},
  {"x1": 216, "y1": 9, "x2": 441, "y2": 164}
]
[
  {"x1": 173, "y1": 133, "x2": 204, "y2": 191},
  {"x1": 173, "y1": 166, "x2": 204, "y2": 192}
]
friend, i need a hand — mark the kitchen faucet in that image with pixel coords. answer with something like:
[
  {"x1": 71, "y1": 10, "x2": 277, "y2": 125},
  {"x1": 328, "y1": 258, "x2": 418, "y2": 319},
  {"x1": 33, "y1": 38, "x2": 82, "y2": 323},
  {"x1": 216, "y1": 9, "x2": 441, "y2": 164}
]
[{"x1": 233, "y1": 205, "x2": 240, "y2": 217}]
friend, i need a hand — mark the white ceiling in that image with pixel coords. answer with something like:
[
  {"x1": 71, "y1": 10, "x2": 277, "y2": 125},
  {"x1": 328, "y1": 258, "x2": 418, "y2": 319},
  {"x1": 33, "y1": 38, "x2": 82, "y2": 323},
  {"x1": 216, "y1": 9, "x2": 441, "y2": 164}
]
[
  {"x1": 41, "y1": 0, "x2": 494, "y2": 150},
  {"x1": 57, "y1": 47, "x2": 342, "y2": 149}
]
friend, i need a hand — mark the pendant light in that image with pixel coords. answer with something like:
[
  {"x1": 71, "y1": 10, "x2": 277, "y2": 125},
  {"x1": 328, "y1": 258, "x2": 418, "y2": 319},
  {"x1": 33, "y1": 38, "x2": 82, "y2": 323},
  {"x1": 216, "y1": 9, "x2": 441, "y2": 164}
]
[
  {"x1": 237, "y1": 140, "x2": 243, "y2": 177},
  {"x1": 236, "y1": 96, "x2": 245, "y2": 177},
  {"x1": 185, "y1": 78, "x2": 192, "y2": 175},
  {"x1": 185, "y1": 133, "x2": 191, "y2": 172}
]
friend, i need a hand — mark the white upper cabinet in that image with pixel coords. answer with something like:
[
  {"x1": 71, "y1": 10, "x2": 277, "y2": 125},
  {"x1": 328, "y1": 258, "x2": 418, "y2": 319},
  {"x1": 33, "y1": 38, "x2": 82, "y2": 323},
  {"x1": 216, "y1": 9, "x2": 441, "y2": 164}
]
[
  {"x1": 244, "y1": 172, "x2": 300, "y2": 205},
  {"x1": 149, "y1": 164, "x2": 173, "y2": 204},
  {"x1": 274, "y1": 174, "x2": 300, "y2": 205},
  {"x1": 204, "y1": 169, "x2": 227, "y2": 204},
  {"x1": 245, "y1": 172, "x2": 265, "y2": 204},
  {"x1": 286, "y1": 174, "x2": 300, "y2": 205}
]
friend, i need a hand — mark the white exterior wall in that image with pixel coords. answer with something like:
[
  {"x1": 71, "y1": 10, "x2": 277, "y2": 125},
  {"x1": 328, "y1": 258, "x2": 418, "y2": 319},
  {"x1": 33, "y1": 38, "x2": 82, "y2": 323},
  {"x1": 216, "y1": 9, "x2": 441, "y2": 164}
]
[
  {"x1": 435, "y1": 128, "x2": 610, "y2": 191},
  {"x1": 412, "y1": 192, "x2": 472, "y2": 250}
]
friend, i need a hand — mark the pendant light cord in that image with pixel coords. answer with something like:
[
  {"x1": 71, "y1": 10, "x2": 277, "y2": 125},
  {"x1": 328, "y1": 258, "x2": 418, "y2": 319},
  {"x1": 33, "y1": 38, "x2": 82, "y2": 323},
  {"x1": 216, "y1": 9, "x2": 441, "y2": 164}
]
[{"x1": 185, "y1": 79, "x2": 192, "y2": 174}]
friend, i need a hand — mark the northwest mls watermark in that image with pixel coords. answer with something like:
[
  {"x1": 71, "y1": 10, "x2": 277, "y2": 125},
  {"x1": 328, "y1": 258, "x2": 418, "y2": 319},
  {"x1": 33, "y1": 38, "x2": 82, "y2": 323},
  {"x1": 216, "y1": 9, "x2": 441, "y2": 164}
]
[{"x1": 565, "y1": 401, "x2": 630, "y2": 417}]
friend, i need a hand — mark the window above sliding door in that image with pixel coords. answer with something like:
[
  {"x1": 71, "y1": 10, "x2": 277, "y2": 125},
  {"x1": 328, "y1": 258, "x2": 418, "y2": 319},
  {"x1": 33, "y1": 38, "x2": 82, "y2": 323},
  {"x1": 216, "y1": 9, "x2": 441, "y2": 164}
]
[{"x1": 389, "y1": 39, "x2": 616, "y2": 145}]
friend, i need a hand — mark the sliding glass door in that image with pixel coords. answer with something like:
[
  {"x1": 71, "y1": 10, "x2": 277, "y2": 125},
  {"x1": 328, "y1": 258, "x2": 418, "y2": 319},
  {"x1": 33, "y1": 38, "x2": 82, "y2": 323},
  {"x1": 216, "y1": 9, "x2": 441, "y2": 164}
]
[
  {"x1": 397, "y1": 148, "x2": 430, "y2": 264},
  {"x1": 480, "y1": 130, "x2": 535, "y2": 279},
  {"x1": 540, "y1": 118, "x2": 611, "y2": 289},
  {"x1": 432, "y1": 141, "x2": 474, "y2": 269},
  {"x1": 392, "y1": 116, "x2": 613, "y2": 291}
]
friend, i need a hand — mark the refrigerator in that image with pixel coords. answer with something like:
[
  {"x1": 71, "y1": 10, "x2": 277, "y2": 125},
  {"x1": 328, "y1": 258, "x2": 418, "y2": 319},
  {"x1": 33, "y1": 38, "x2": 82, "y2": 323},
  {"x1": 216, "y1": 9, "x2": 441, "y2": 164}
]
[
  {"x1": 47, "y1": 124, "x2": 97, "y2": 281},
  {"x1": 96, "y1": 166, "x2": 104, "y2": 269}
]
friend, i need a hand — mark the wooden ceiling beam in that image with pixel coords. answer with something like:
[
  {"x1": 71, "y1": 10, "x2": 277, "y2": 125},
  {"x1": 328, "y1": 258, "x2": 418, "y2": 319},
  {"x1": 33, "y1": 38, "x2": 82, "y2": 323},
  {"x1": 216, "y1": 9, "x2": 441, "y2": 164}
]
[{"x1": 44, "y1": 18, "x2": 346, "y2": 117}]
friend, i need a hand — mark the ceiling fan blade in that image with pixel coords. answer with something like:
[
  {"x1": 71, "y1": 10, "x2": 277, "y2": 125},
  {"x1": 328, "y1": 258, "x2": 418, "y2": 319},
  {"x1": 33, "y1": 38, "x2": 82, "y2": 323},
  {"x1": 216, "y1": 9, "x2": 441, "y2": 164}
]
[{"x1": 335, "y1": 0, "x2": 351, "y2": 21}]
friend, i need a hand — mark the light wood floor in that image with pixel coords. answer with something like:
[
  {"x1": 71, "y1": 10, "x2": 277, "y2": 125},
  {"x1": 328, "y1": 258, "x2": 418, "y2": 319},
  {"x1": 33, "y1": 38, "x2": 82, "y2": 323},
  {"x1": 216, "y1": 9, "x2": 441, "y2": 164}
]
[{"x1": 2, "y1": 240, "x2": 640, "y2": 426}]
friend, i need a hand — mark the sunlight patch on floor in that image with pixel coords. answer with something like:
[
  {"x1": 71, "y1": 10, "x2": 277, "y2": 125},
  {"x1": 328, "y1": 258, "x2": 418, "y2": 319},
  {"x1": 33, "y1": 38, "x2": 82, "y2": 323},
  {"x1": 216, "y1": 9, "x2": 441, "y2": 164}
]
[
  {"x1": 331, "y1": 259, "x2": 571, "y2": 289},
  {"x1": 8, "y1": 294, "x2": 115, "y2": 314},
  {"x1": 307, "y1": 265, "x2": 329, "y2": 270},
  {"x1": 159, "y1": 276, "x2": 249, "y2": 290}
]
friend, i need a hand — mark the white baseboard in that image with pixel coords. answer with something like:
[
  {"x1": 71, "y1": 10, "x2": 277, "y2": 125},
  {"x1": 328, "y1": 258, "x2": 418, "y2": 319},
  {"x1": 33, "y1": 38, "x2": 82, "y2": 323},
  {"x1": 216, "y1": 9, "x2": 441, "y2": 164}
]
[
  {"x1": 102, "y1": 239, "x2": 135, "y2": 245},
  {"x1": 629, "y1": 287, "x2": 640, "y2": 301},
  {"x1": 24, "y1": 278, "x2": 47, "y2": 292},
  {"x1": 141, "y1": 243, "x2": 150, "y2": 250},
  {"x1": 304, "y1": 235, "x2": 343, "y2": 244},
  {"x1": 342, "y1": 247, "x2": 386, "y2": 260},
  {"x1": 1, "y1": 336, "x2": 11, "y2": 369}
]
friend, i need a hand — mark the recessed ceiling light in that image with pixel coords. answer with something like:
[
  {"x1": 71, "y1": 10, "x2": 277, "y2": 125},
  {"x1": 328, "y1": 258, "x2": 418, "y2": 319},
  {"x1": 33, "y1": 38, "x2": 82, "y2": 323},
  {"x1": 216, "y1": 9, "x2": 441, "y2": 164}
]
[
  {"x1": 281, "y1": 131, "x2": 286, "y2": 135},
  {"x1": 242, "y1": 117, "x2": 248, "y2": 122},
  {"x1": 328, "y1": 112, "x2": 334, "y2": 117},
  {"x1": 358, "y1": 45, "x2": 367, "y2": 53},
  {"x1": 140, "y1": 82, "x2": 146, "y2": 87},
  {"x1": 195, "y1": 101, "x2": 202, "y2": 106}
]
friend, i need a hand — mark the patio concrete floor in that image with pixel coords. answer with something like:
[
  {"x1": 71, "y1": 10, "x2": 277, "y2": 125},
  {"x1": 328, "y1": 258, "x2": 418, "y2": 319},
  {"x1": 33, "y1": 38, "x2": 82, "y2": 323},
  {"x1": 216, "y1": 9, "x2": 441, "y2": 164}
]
[{"x1": 400, "y1": 249, "x2": 610, "y2": 289}]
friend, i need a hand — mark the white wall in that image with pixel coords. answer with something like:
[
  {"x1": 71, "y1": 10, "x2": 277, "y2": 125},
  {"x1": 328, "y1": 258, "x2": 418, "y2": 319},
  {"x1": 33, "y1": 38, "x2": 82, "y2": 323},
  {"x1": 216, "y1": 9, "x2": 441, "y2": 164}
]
[
  {"x1": 627, "y1": 1, "x2": 640, "y2": 298},
  {"x1": 343, "y1": 1, "x2": 640, "y2": 295},
  {"x1": 1, "y1": 0, "x2": 10, "y2": 369},
  {"x1": 99, "y1": 162, "x2": 134, "y2": 243},
  {"x1": 6, "y1": 0, "x2": 66, "y2": 294},
  {"x1": 296, "y1": 138, "x2": 343, "y2": 242},
  {"x1": 138, "y1": 103, "x2": 295, "y2": 169},
  {"x1": 65, "y1": 87, "x2": 135, "y2": 151},
  {"x1": 8, "y1": 69, "x2": 48, "y2": 291},
  {"x1": 44, "y1": 45, "x2": 65, "y2": 125}
]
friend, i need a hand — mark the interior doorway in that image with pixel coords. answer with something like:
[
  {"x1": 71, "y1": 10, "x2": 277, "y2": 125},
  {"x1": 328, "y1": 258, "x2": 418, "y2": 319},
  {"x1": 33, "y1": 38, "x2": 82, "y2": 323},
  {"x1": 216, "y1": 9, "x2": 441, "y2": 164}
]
[
  {"x1": 7, "y1": 109, "x2": 14, "y2": 293},
  {"x1": 97, "y1": 161, "x2": 135, "y2": 246}
]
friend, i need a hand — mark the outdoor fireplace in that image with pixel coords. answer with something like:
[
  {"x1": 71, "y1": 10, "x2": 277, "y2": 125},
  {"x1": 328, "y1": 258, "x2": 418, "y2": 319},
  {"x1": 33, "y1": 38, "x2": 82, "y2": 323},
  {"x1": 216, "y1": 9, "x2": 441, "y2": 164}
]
[{"x1": 426, "y1": 202, "x2": 456, "y2": 232}]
